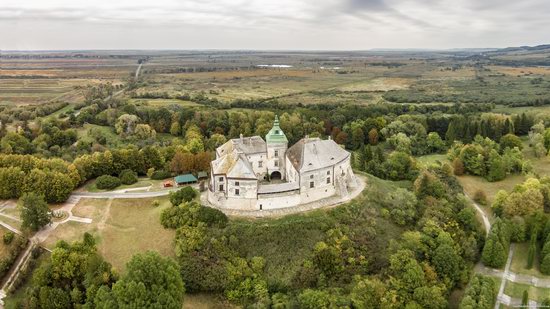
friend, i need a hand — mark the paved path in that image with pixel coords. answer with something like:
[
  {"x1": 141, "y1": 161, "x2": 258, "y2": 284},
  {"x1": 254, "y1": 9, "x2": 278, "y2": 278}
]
[
  {"x1": 201, "y1": 175, "x2": 366, "y2": 218},
  {"x1": 464, "y1": 192, "x2": 491, "y2": 236},
  {"x1": 73, "y1": 188, "x2": 177, "y2": 199},
  {"x1": 495, "y1": 244, "x2": 515, "y2": 309}
]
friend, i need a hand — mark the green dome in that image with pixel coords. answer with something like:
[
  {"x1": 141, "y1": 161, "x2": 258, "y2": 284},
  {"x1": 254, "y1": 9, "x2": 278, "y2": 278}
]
[{"x1": 265, "y1": 115, "x2": 288, "y2": 144}]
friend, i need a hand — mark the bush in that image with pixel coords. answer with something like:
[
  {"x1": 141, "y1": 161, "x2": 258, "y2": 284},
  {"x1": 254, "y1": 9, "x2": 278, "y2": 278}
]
[
  {"x1": 151, "y1": 170, "x2": 171, "y2": 180},
  {"x1": 473, "y1": 190, "x2": 487, "y2": 206},
  {"x1": 197, "y1": 206, "x2": 228, "y2": 228},
  {"x1": 3, "y1": 232, "x2": 14, "y2": 245},
  {"x1": 95, "y1": 175, "x2": 121, "y2": 190},
  {"x1": 119, "y1": 169, "x2": 138, "y2": 185},
  {"x1": 169, "y1": 187, "x2": 197, "y2": 206}
]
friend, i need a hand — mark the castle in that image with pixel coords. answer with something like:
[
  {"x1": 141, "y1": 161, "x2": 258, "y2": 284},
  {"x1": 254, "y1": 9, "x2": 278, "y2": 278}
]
[{"x1": 207, "y1": 116, "x2": 357, "y2": 211}]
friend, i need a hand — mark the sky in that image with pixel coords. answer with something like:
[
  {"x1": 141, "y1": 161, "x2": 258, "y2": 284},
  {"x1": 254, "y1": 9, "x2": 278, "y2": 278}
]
[{"x1": 1, "y1": 0, "x2": 549, "y2": 50}]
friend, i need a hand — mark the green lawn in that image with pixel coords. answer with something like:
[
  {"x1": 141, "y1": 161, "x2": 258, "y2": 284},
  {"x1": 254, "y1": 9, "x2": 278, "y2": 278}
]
[
  {"x1": 77, "y1": 123, "x2": 123, "y2": 146},
  {"x1": 504, "y1": 281, "x2": 550, "y2": 302},
  {"x1": 510, "y1": 243, "x2": 550, "y2": 279},
  {"x1": 415, "y1": 153, "x2": 448, "y2": 168}
]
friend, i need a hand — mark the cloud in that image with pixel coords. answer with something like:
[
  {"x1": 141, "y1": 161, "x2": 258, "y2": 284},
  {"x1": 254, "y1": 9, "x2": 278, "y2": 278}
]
[{"x1": 0, "y1": 0, "x2": 549, "y2": 49}]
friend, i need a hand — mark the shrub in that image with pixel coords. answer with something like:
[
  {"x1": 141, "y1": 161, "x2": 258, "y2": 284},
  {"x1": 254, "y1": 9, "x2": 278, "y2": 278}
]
[
  {"x1": 473, "y1": 190, "x2": 487, "y2": 206},
  {"x1": 95, "y1": 175, "x2": 121, "y2": 190},
  {"x1": 453, "y1": 158, "x2": 464, "y2": 176},
  {"x1": 169, "y1": 187, "x2": 197, "y2": 206},
  {"x1": 3, "y1": 232, "x2": 14, "y2": 245},
  {"x1": 197, "y1": 206, "x2": 228, "y2": 228},
  {"x1": 151, "y1": 170, "x2": 171, "y2": 180},
  {"x1": 152, "y1": 200, "x2": 160, "y2": 207},
  {"x1": 119, "y1": 169, "x2": 138, "y2": 185}
]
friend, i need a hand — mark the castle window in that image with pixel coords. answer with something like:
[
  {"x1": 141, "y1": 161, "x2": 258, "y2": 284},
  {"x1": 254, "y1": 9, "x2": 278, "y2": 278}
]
[
  {"x1": 258, "y1": 161, "x2": 263, "y2": 167},
  {"x1": 275, "y1": 161, "x2": 279, "y2": 167},
  {"x1": 219, "y1": 177, "x2": 223, "y2": 182},
  {"x1": 235, "y1": 189, "x2": 240, "y2": 196},
  {"x1": 219, "y1": 184, "x2": 224, "y2": 192},
  {"x1": 310, "y1": 175, "x2": 314, "y2": 179},
  {"x1": 274, "y1": 150, "x2": 279, "y2": 157},
  {"x1": 235, "y1": 181, "x2": 240, "y2": 186},
  {"x1": 275, "y1": 130, "x2": 280, "y2": 134},
  {"x1": 310, "y1": 181, "x2": 315, "y2": 188},
  {"x1": 326, "y1": 177, "x2": 331, "y2": 184},
  {"x1": 327, "y1": 170, "x2": 330, "y2": 175}
]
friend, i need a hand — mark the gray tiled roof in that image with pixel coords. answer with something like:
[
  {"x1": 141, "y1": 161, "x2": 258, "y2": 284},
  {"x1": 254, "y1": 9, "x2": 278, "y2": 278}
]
[
  {"x1": 287, "y1": 137, "x2": 349, "y2": 173},
  {"x1": 217, "y1": 136, "x2": 266, "y2": 157}
]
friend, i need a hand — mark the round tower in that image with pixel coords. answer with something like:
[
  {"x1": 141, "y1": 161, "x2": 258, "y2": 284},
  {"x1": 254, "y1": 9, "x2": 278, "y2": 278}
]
[{"x1": 265, "y1": 115, "x2": 288, "y2": 180}]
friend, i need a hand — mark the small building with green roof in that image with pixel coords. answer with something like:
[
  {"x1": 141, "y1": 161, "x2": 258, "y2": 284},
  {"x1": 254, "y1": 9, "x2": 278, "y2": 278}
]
[{"x1": 174, "y1": 174, "x2": 198, "y2": 186}]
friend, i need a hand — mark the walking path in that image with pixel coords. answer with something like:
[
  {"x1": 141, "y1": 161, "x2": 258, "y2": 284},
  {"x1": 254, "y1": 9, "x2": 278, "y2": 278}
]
[
  {"x1": 464, "y1": 192, "x2": 491, "y2": 236},
  {"x1": 495, "y1": 244, "x2": 515, "y2": 309}
]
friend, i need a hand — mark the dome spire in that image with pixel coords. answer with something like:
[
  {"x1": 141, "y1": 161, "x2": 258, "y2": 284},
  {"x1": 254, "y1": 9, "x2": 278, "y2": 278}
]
[{"x1": 265, "y1": 115, "x2": 288, "y2": 144}]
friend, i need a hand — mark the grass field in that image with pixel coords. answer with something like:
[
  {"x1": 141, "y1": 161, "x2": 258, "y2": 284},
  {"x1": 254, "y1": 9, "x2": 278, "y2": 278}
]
[
  {"x1": 43, "y1": 197, "x2": 175, "y2": 272},
  {"x1": 510, "y1": 243, "x2": 550, "y2": 279},
  {"x1": 183, "y1": 293, "x2": 237, "y2": 309},
  {"x1": 504, "y1": 281, "x2": 550, "y2": 302}
]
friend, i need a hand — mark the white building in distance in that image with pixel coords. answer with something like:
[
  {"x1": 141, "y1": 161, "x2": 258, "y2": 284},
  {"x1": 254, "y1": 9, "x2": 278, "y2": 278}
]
[{"x1": 208, "y1": 116, "x2": 357, "y2": 211}]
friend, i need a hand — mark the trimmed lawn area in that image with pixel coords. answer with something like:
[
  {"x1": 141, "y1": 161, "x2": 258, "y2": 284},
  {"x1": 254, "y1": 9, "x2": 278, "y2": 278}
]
[
  {"x1": 415, "y1": 153, "x2": 448, "y2": 168},
  {"x1": 457, "y1": 174, "x2": 525, "y2": 206},
  {"x1": 504, "y1": 281, "x2": 550, "y2": 302},
  {"x1": 510, "y1": 242, "x2": 550, "y2": 279},
  {"x1": 183, "y1": 293, "x2": 237, "y2": 309},
  {"x1": 42, "y1": 197, "x2": 175, "y2": 273}
]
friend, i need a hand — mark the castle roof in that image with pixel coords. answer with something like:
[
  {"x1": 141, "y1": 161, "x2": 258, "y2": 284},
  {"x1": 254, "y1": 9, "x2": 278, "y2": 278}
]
[
  {"x1": 211, "y1": 152, "x2": 257, "y2": 179},
  {"x1": 265, "y1": 115, "x2": 288, "y2": 144},
  {"x1": 286, "y1": 137, "x2": 349, "y2": 173},
  {"x1": 217, "y1": 135, "x2": 266, "y2": 157}
]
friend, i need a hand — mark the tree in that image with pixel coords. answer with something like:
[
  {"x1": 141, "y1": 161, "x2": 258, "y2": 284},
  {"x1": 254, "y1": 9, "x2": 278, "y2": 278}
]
[
  {"x1": 115, "y1": 114, "x2": 139, "y2": 136},
  {"x1": 500, "y1": 133, "x2": 523, "y2": 150},
  {"x1": 426, "y1": 132, "x2": 445, "y2": 153},
  {"x1": 96, "y1": 251, "x2": 185, "y2": 309},
  {"x1": 368, "y1": 128, "x2": 379, "y2": 145},
  {"x1": 486, "y1": 150, "x2": 506, "y2": 182},
  {"x1": 134, "y1": 124, "x2": 156, "y2": 140},
  {"x1": 119, "y1": 169, "x2": 138, "y2": 185},
  {"x1": 169, "y1": 187, "x2": 198, "y2": 206},
  {"x1": 350, "y1": 277, "x2": 386, "y2": 308},
  {"x1": 432, "y1": 244, "x2": 460, "y2": 283},
  {"x1": 0, "y1": 132, "x2": 33, "y2": 154},
  {"x1": 19, "y1": 192, "x2": 51, "y2": 232},
  {"x1": 521, "y1": 290, "x2": 529, "y2": 307},
  {"x1": 298, "y1": 289, "x2": 331, "y2": 309},
  {"x1": 170, "y1": 152, "x2": 194, "y2": 174},
  {"x1": 95, "y1": 175, "x2": 121, "y2": 190}
]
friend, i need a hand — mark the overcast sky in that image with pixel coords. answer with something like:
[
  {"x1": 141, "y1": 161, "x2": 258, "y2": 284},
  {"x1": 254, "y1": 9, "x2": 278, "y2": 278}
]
[{"x1": 1, "y1": 0, "x2": 549, "y2": 50}]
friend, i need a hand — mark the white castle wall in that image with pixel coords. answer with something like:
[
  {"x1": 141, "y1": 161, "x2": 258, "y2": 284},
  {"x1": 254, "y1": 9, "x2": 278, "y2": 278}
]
[
  {"x1": 227, "y1": 178, "x2": 258, "y2": 198},
  {"x1": 245, "y1": 153, "x2": 268, "y2": 178}
]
